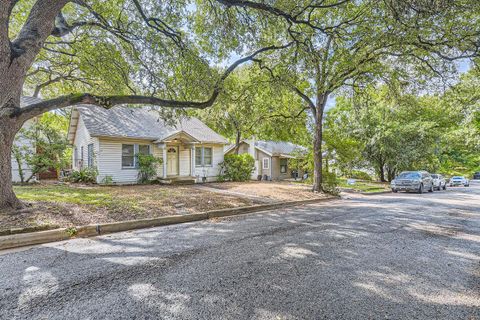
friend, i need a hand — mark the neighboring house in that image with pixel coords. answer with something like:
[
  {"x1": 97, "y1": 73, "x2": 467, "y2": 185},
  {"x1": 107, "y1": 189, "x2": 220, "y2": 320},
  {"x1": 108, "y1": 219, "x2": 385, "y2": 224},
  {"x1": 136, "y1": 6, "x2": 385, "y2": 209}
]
[
  {"x1": 224, "y1": 139, "x2": 307, "y2": 181},
  {"x1": 11, "y1": 96, "x2": 41, "y2": 182},
  {"x1": 67, "y1": 105, "x2": 229, "y2": 184}
]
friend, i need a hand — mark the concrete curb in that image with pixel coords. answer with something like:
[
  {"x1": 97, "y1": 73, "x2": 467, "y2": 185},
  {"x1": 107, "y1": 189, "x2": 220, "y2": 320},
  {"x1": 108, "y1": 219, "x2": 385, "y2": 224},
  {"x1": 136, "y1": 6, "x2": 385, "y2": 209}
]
[
  {"x1": 340, "y1": 188, "x2": 391, "y2": 195},
  {"x1": 0, "y1": 197, "x2": 336, "y2": 251},
  {"x1": 360, "y1": 190, "x2": 392, "y2": 195}
]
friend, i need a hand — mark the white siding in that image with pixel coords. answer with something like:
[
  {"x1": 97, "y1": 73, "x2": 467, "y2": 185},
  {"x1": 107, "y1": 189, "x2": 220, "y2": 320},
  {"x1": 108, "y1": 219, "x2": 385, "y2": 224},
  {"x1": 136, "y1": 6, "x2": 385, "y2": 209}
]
[
  {"x1": 72, "y1": 116, "x2": 99, "y2": 171},
  {"x1": 11, "y1": 119, "x2": 35, "y2": 182},
  {"x1": 179, "y1": 146, "x2": 191, "y2": 176},
  {"x1": 194, "y1": 144, "x2": 224, "y2": 182},
  {"x1": 97, "y1": 138, "x2": 155, "y2": 184},
  {"x1": 152, "y1": 144, "x2": 164, "y2": 178}
]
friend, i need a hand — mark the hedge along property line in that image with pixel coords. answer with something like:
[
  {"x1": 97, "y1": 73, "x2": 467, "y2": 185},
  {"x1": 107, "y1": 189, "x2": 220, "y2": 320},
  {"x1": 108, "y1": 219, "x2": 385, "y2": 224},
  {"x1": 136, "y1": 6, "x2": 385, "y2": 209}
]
[{"x1": 0, "y1": 197, "x2": 337, "y2": 251}]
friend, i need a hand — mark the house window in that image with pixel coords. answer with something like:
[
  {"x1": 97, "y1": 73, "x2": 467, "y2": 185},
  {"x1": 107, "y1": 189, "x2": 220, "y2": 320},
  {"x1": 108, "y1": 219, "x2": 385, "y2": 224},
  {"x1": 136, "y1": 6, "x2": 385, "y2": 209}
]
[
  {"x1": 195, "y1": 147, "x2": 213, "y2": 166},
  {"x1": 280, "y1": 159, "x2": 288, "y2": 173},
  {"x1": 138, "y1": 144, "x2": 150, "y2": 156},
  {"x1": 262, "y1": 157, "x2": 270, "y2": 170},
  {"x1": 87, "y1": 144, "x2": 94, "y2": 168},
  {"x1": 195, "y1": 148, "x2": 202, "y2": 166},
  {"x1": 122, "y1": 144, "x2": 150, "y2": 168},
  {"x1": 203, "y1": 147, "x2": 212, "y2": 166},
  {"x1": 80, "y1": 146, "x2": 84, "y2": 168},
  {"x1": 122, "y1": 144, "x2": 135, "y2": 168},
  {"x1": 74, "y1": 147, "x2": 78, "y2": 167}
]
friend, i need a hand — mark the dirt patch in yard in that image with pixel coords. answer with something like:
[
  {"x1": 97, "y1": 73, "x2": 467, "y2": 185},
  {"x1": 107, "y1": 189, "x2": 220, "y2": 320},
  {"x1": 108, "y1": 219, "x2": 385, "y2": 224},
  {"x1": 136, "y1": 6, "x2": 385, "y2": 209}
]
[
  {"x1": 0, "y1": 183, "x2": 259, "y2": 232},
  {"x1": 205, "y1": 181, "x2": 329, "y2": 201}
]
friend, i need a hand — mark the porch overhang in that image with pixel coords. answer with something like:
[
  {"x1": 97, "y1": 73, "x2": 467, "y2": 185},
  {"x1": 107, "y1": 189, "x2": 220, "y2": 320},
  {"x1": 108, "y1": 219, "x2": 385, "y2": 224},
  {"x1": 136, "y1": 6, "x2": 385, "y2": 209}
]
[{"x1": 154, "y1": 130, "x2": 200, "y2": 144}]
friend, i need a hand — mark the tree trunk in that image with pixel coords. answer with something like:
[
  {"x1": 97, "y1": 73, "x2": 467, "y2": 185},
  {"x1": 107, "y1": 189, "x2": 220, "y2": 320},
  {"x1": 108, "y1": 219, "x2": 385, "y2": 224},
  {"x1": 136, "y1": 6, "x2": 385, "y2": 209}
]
[
  {"x1": 234, "y1": 130, "x2": 241, "y2": 155},
  {"x1": 312, "y1": 92, "x2": 329, "y2": 192},
  {"x1": 0, "y1": 115, "x2": 24, "y2": 210},
  {"x1": 378, "y1": 164, "x2": 386, "y2": 182}
]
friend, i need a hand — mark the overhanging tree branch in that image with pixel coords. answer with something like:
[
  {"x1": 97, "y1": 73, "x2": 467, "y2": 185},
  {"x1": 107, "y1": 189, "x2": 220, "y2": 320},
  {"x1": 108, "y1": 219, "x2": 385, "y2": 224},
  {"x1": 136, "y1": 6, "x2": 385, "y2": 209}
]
[
  {"x1": 11, "y1": 0, "x2": 69, "y2": 62},
  {"x1": 15, "y1": 42, "x2": 294, "y2": 120},
  {"x1": 215, "y1": 0, "x2": 350, "y2": 33}
]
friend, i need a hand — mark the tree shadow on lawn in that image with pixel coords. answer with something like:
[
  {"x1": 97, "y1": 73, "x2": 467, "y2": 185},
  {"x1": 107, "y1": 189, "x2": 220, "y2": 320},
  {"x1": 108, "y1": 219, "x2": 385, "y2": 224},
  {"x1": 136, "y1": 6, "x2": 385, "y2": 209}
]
[{"x1": 0, "y1": 199, "x2": 479, "y2": 319}]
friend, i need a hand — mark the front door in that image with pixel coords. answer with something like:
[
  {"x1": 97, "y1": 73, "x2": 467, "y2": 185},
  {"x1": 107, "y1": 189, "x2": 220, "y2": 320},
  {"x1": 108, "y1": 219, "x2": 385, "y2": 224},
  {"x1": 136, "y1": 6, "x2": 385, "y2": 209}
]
[{"x1": 167, "y1": 147, "x2": 178, "y2": 176}]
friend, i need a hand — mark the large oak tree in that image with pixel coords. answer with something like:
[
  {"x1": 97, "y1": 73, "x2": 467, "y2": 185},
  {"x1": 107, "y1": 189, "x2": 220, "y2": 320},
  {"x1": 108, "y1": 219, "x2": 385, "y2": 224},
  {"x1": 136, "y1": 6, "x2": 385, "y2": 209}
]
[
  {"x1": 1, "y1": 0, "x2": 479, "y2": 208},
  {"x1": 0, "y1": 0, "x2": 291, "y2": 209}
]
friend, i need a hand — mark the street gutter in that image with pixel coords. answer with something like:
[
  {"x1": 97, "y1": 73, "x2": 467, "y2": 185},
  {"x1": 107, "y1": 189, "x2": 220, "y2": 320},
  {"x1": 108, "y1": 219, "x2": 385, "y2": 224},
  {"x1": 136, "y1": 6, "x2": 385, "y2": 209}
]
[{"x1": 0, "y1": 196, "x2": 337, "y2": 251}]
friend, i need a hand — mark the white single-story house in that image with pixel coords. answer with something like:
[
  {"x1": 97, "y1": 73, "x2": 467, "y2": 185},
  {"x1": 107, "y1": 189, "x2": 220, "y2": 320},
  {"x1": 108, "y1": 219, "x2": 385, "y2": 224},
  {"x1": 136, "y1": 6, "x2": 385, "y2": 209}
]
[
  {"x1": 11, "y1": 96, "x2": 41, "y2": 182},
  {"x1": 224, "y1": 139, "x2": 307, "y2": 181},
  {"x1": 67, "y1": 105, "x2": 229, "y2": 184}
]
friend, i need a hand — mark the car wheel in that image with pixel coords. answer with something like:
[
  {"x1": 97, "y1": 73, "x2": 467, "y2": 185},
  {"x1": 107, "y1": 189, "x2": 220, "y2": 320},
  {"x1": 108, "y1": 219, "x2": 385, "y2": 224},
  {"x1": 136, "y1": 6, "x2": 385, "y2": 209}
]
[
  {"x1": 429, "y1": 184, "x2": 434, "y2": 192},
  {"x1": 392, "y1": 189, "x2": 398, "y2": 193},
  {"x1": 418, "y1": 184, "x2": 423, "y2": 194},
  {"x1": 443, "y1": 184, "x2": 446, "y2": 190}
]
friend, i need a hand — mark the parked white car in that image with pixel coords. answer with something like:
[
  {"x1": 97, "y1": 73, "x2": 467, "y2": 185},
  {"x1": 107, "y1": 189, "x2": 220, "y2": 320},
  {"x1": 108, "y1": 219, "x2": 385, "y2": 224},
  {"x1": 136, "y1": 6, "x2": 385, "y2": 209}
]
[
  {"x1": 449, "y1": 176, "x2": 470, "y2": 187},
  {"x1": 431, "y1": 174, "x2": 447, "y2": 191}
]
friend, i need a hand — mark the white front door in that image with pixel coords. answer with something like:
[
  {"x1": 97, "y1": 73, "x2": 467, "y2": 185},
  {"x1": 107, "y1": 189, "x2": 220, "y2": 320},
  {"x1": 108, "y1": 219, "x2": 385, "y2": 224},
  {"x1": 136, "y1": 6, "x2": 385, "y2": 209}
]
[{"x1": 167, "y1": 147, "x2": 178, "y2": 176}]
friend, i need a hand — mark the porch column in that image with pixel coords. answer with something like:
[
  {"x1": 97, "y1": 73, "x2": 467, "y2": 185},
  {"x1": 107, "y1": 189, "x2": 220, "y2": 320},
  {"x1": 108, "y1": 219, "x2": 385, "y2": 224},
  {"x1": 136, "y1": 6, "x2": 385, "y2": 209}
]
[
  {"x1": 190, "y1": 145, "x2": 196, "y2": 177},
  {"x1": 158, "y1": 143, "x2": 167, "y2": 179}
]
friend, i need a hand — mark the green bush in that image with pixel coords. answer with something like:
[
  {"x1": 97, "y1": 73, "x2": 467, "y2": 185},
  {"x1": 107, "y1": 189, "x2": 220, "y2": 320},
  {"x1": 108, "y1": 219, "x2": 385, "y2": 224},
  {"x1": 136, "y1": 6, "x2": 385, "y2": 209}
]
[
  {"x1": 348, "y1": 170, "x2": 372, "y2": 181},
  {"x1": 219, "y1": 154, "x2": 255, "y2": 182},
  {"x1": 137, "y1": 154, "x2": 162, "y2": 184},
  {"x1": 101, "y1": 175, "x2": 114, "y2": 185},
  {"x1": 321, "y1": 170, "x2": 339, "y2": 195},
  {"x1": 302, "y1": 170, "x2": 339, "y2": 195},
  {"x1": 69, "y1": 167, "x2": 98, "y2": 183}
]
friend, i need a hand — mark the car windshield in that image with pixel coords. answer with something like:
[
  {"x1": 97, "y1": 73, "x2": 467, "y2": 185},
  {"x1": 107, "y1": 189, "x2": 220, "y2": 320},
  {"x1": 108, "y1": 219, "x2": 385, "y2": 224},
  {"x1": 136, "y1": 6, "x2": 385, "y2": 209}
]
[
  {"x1": 397, "y1": 172, "x2": 421, "y2": 179},
  {"x1": 452, "y1": 176, "x2": 463, "y2": 179},
  {"x1": 431, "y1": 174, "x2": 438, "y2": 179}
]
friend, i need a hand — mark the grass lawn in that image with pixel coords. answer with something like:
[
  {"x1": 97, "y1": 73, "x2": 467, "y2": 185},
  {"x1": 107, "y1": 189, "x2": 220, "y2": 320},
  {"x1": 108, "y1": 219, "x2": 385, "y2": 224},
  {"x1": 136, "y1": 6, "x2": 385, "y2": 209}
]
[
  {"x1": 1, "y1": 183, "x2": 259, "y2": 233},
  {"x1": 337, "y1": 178, "x2": 390, "y2": 193}
]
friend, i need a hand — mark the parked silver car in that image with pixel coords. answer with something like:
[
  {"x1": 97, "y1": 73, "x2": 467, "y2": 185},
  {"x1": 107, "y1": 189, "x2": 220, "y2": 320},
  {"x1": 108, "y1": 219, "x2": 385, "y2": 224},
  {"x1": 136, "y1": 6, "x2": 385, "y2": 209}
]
[
  {"x1": 391, "y1": 171, "x2": 434, "y2": 193},
  {"x1": 431, "y1": 174, "x2": 446, "y2": 191},
  {"x1": 449, "y1": 176, "x2": 470, "y2": 187}
]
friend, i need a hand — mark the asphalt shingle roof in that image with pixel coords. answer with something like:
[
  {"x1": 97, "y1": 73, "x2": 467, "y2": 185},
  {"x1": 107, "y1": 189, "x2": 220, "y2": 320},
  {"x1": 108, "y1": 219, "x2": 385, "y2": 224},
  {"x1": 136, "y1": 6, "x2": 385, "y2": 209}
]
[
  {"x1": 225, "y1": 140, "x2": 307, "y2": 157},
  {"x1": 76, "y1": 105, "x2": 228, "y2": 144},
  {"x1": 254, "y1": 140, "x2": 308, "y2": 156}
]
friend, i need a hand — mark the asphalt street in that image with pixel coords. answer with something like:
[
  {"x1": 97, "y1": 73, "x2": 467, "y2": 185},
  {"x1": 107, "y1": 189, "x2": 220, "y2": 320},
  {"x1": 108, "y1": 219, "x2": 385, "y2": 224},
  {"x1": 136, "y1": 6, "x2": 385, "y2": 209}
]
[{"x1": 0, "y1": 182, "x2": 479, "y2": 319}]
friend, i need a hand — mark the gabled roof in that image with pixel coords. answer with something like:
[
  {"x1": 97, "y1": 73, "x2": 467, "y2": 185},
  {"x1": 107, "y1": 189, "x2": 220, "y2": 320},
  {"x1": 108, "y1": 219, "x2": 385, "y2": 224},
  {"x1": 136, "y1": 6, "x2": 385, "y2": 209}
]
[
  {"x1": 69, "y1": 105, "x2": 228, "y2": 144},
  {"x1": 225, "y1": 140, "x2": 308, "y2": 158},
  {"x1": 255, "y1": 140, "x2": 308, "y2": 157}
]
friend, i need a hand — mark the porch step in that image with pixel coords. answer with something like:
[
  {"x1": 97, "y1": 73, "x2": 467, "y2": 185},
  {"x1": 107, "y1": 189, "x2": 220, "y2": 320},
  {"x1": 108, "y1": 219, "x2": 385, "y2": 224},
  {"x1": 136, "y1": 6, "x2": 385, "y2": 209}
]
[{"x1": 158, "y1": 176, "x2": 197, "y2": 185}]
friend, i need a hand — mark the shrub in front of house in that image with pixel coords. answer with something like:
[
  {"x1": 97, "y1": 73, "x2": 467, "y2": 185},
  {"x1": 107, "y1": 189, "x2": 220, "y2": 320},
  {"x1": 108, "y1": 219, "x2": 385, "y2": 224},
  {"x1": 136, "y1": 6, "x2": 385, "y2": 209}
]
[
  {"x1": 137, "y1": 154, "x2": 162, "y2": 184},
  {"x1": 69, "y1": 167, "x2": 98, "y2": 184},
  {"x1": 219, "y1": 154, "x2": 255, "y2": 182}
]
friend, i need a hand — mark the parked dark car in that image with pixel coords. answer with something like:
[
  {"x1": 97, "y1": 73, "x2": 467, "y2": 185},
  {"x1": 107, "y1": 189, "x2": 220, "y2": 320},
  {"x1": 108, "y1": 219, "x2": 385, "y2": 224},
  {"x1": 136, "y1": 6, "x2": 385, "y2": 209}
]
[
  {"x1": 473, "y1": 172, "x2": 480, "y2": 180},
  {"x1": 431, "y1": 174, "x2": 446, "y2": 191},
  {"x1": 391, "y1": 171, "x2": 434, "y2": 193}
]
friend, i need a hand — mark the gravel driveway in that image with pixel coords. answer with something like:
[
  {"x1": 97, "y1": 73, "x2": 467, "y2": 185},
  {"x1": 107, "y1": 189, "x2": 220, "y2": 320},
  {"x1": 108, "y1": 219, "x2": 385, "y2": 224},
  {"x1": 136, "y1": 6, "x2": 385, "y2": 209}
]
[{"x1": 0, "y1": 182, "x2": 479, "y2": 319}]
